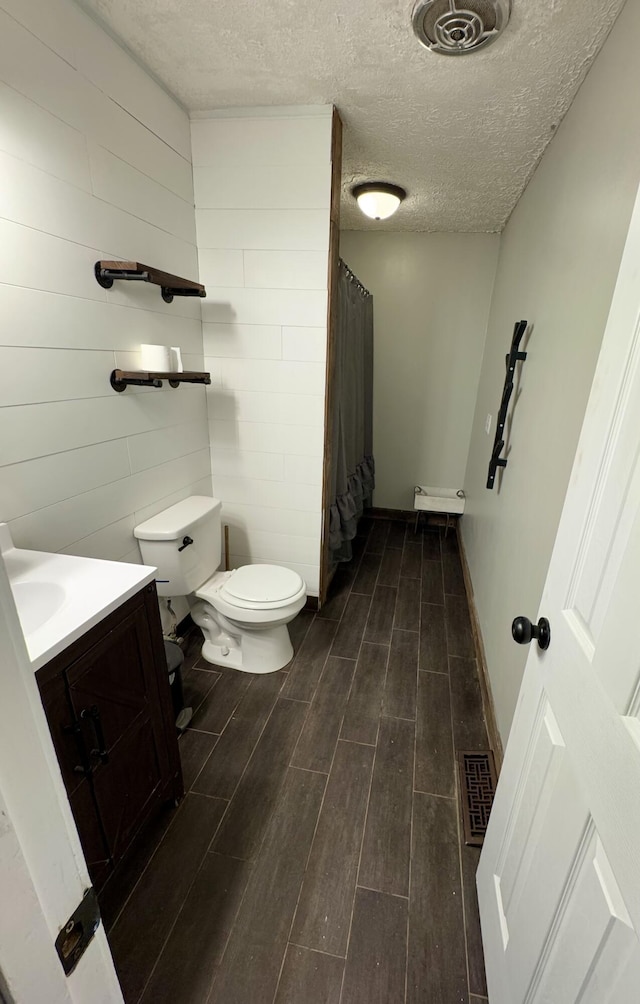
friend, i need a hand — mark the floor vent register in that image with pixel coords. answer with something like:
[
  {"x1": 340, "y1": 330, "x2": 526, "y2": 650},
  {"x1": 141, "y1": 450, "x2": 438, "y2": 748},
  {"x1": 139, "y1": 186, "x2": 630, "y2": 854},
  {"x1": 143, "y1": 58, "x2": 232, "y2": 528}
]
[{"x1": 457, "y1": 750, "x2": 497, "y2": 846}]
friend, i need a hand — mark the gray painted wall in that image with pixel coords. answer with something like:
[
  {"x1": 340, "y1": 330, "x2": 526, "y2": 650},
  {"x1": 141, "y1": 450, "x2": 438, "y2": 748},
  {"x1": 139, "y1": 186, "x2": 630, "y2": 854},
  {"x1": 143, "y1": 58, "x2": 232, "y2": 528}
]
[
  {"x1": 462, "y1": 0, "x2": 640, "y2": 742},
  {"x1": 339, "y1": 232, "x2": 499, "y2": 509}
]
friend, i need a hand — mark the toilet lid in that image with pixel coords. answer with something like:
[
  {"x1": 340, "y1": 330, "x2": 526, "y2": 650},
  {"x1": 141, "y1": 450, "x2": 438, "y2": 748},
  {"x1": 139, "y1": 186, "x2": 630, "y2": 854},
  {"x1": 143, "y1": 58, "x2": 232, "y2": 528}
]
[{"x1": 221, "y1": 564, "x2": 304, "y2": 605}]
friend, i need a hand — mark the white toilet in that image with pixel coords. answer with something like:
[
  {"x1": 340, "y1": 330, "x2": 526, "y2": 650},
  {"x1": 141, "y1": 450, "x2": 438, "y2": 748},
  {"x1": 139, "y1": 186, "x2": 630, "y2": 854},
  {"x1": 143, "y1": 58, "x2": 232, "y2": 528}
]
[{"x1": 134, "y1": 496, "x2": 306, "y2": 674}]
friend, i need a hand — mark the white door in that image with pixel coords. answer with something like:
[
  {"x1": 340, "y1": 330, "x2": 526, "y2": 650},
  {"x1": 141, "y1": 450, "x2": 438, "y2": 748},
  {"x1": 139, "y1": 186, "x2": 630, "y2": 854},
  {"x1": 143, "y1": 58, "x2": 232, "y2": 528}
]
[
  {"x1": 0, "y1": 554, "x2": 123, "y2": 1002},
  {"x1": 477, "y1": 179, "x2": 640, "y2": 1002}
]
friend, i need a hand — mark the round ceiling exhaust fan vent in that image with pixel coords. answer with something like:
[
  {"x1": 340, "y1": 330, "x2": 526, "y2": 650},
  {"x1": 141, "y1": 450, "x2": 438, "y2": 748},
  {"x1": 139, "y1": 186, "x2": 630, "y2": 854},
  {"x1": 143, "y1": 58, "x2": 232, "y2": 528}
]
[{"x1": 412, "y1": 0, "x2": 511, "y2": 55}]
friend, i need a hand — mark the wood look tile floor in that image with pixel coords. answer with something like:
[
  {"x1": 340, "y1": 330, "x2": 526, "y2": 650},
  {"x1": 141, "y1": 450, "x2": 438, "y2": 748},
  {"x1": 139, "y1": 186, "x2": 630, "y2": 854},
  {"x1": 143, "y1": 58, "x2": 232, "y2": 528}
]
[{"x1": 107, "y1": 518, "x2": 490, "y2": 1004}]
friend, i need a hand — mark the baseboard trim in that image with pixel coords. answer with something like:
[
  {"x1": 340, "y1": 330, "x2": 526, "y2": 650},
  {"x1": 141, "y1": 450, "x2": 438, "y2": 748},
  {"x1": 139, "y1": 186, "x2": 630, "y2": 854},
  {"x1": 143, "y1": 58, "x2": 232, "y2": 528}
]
[
  {"x1": 367, "y1": 505, "x2": 453, "y2": 529},
  {"x1": 457, "y1": 530, "x2": 504, "y2": 773},
  {"x1": 367, "y1": 506, "x2": 414, "y2": 521}
]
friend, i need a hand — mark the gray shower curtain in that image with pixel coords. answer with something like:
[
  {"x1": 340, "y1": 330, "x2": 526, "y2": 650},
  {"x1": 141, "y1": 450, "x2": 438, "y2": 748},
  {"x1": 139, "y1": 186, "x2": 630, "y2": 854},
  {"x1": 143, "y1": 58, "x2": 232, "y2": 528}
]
[{"x1": 328, "y1": 260, "x2": 375, "y2": 565}]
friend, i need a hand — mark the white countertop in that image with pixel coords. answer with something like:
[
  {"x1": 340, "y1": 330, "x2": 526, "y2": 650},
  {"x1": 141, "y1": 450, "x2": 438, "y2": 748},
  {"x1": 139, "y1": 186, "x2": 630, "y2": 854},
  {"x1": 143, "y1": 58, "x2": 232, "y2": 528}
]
[{"x1": 1, "y1": 530, "x2": 157, "y2": 672}]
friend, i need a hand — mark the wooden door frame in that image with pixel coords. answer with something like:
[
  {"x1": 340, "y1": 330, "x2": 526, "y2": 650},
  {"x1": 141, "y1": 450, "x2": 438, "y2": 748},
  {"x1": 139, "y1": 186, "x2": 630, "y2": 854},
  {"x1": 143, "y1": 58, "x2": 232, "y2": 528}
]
[{"x1": 319, "y1": 107, "x2": 343, "y2": 607}]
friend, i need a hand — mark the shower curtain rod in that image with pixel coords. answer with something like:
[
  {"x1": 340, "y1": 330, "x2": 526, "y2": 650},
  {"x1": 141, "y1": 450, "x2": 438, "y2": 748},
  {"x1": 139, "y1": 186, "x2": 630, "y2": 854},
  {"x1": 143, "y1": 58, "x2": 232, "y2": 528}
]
[{"x1": 339, "y1": 258, "x2": 372, "y2": 298}]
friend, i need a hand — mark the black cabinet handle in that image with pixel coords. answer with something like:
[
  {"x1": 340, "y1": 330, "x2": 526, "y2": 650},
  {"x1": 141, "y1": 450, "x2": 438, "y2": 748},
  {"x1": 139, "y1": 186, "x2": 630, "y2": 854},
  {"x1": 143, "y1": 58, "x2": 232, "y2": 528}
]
[
  {"x1": 62, "y1": 719, "x2": 92, "y2": 775},
  {"x1": 512, "y1": 616, "x2": 551, "y2": 651},
  {"x1": 81, "y1": 706, "x2": 109, "y2": 765}
]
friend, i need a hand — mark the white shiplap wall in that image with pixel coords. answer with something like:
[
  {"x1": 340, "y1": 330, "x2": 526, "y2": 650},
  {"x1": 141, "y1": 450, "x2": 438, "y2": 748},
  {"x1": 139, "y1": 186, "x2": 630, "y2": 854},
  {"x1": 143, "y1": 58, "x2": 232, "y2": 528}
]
[
  {"x1": 0, "y1": 0, "x2": 211, "y2": 567},
  {"x1": 192, "y1": 108, "x2": 333, "y2": 596}
]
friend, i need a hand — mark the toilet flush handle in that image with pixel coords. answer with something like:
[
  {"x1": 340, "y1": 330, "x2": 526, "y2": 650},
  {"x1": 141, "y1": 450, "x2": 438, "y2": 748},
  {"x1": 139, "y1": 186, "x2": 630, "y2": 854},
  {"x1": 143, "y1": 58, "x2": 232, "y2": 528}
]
[{"x1": 178, "y1": 535, "x2": 194, "y2": 552}]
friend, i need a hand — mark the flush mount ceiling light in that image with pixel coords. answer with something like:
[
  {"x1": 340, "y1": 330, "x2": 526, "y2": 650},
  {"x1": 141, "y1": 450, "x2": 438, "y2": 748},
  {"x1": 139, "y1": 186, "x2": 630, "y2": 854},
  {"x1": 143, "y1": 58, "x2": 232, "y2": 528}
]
[
  {"x1": 412, "y1": 0, "x2": 511, "y2": 55},
  {"x1": 352, "y1": 183, "x2": 407, "y2": 221}
]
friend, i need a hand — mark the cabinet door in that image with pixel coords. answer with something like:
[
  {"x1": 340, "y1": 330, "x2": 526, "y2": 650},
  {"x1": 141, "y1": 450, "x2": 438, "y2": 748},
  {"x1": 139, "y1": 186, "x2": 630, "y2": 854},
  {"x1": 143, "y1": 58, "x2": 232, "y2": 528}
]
[
  {"x1": 38, "y1": 670, "x2": 90, "y2": 795},
  {"x1": 68, "y1": 780, "x2": 112, "y2": 890},
  {"x1": 38, "y1": 672, "x2": 112, "y2": 888},
  {"x1": 66, "y1": 605, "x2": 167, "y2": 863}
]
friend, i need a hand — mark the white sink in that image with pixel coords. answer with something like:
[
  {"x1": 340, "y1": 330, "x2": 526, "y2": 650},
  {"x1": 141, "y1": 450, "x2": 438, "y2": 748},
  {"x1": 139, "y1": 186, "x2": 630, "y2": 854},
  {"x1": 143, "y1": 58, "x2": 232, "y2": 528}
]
[
  {"x1": 11, "y1": 580, "x2": 66, "y2": 635},
  {"x1": 0, "y1": 524, "x2": 157, "y2": 671}
]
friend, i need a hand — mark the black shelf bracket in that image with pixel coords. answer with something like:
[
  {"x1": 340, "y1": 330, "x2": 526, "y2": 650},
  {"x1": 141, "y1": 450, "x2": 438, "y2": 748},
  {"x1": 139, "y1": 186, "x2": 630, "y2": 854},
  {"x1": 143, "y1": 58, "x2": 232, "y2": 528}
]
[
  {"x1": 110, "y1": 369, "x2": 211, "y2": 393},
  {"x1": 95, "y1": 261, "x2": 206, "y2": 304},
  {"x1": 486, "y1": 320, "x2": 528, "y2": 490}
]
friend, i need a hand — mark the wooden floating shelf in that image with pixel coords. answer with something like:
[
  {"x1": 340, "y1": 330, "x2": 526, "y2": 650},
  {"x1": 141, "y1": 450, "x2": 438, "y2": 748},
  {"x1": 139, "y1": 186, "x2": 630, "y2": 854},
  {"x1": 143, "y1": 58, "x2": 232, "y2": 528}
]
[
  {"x1": 110, "y1": 369, "x2": 211, "y2": 393},
  {"x1": 95, "y1": 261, "x2": 206, "y2": 303}
]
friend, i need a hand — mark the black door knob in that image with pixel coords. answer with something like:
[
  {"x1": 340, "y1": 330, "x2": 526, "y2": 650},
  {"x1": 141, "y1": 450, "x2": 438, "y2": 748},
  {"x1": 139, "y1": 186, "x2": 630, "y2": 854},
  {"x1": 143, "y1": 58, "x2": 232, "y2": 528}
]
[{"x1": 512, "y1": 615, "x2": 551, "y2": 651}]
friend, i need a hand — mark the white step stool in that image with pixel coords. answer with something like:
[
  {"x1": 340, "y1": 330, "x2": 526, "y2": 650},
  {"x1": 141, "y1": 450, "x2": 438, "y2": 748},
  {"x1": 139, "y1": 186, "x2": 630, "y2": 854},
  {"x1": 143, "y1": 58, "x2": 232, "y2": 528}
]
[{"x1": 414, "y1": 486, "x2": 465, "y2": 535}]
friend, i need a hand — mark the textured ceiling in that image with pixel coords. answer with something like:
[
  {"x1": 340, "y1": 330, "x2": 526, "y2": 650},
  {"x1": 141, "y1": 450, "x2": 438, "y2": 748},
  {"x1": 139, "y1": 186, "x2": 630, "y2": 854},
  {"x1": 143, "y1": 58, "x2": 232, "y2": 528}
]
[{"x1": 79, "y1": 0, "x2": 625, "y2": 231}]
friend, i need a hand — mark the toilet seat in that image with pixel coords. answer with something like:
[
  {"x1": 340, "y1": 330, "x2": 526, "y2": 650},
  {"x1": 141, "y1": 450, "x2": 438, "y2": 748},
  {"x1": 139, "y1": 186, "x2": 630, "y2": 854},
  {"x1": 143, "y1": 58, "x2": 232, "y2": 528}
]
[
  {"x1": 221, "y1": 564, "x2": 304, "y2": 608},
  {"x1": 196, "y1": 564, "x2": 306, "y2": 617}
]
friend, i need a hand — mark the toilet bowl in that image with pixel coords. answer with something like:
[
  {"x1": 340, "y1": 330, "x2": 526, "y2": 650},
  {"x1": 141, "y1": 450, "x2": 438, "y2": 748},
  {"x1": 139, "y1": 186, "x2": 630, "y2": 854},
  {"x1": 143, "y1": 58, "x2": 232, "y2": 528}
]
[
  {"x1": 134, "y1": 496, "x2": 306, "y2": 674},
  {"x1": 192, "y1": 565, "x2": 306, "y2": 673}
]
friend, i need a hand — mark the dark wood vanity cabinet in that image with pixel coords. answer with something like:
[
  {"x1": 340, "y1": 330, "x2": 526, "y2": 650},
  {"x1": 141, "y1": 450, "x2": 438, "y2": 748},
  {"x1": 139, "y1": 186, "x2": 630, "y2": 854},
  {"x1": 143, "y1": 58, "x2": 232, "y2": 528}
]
[{"x1": 36, "y1": 583, "x2": 183, "y2": 894}]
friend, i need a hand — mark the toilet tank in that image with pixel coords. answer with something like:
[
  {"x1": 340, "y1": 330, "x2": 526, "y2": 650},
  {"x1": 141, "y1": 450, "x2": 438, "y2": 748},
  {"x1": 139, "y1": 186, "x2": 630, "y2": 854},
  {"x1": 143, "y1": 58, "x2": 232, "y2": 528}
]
[{"x1": 134, "y1": 496, "x2": 222, "y2": 597}]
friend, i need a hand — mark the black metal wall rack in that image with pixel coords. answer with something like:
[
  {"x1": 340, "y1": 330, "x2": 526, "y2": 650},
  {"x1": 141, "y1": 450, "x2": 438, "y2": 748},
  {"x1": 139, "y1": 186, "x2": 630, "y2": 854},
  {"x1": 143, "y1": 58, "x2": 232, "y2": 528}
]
[{"x1": 486, "y1": 319, "x2": 528, "y2": 490}]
